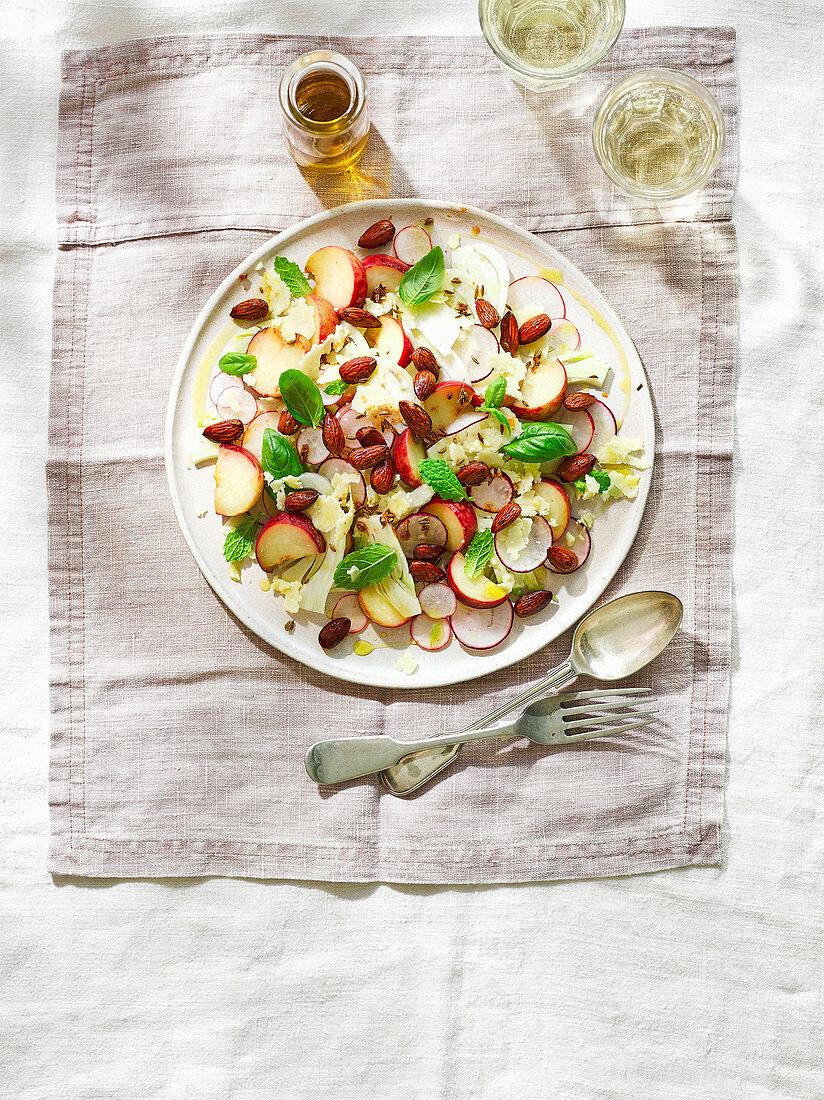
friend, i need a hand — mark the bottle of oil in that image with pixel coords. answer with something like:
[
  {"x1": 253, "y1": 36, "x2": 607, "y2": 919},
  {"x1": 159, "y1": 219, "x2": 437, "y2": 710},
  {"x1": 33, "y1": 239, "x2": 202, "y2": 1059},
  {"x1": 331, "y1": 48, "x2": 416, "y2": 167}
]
[{"x1": 279, "y1": 52, "x2": 370, "y2": 172}]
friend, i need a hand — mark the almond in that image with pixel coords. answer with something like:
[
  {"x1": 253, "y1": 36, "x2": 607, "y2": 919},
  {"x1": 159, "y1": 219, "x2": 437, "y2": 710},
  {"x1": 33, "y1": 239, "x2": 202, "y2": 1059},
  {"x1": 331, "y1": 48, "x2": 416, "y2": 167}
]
[
  {"x1": 230, "y1": 298, "x2": 268, "y2": 322},
  {"x1": 370, "y1": 456, "x2": 395, "y2": 494},
  {"x1": 285, "y1": 489, "x2": 319, "y2": 512},
  {"x1": 321, "y1": 413, "x2": 345, "y2": 455},
  {"x1": 409, "y1": 561, "x2": 445, "y2": 584},
  {"x1": 410, "y1": 346, "x2": 439, "y2": 379},
  {"x1": 412, "y1": 543, "x2": 443, "y2": 562},
  {"x1": 546, "y1": 546, "x2": 579, "y2": 574},
  {"x1": 556, "y1": 453, "x2": 597, "y2": 482},
  {"x1": 349, "y1": 444, "x2": 389, "y2": 470},
  {"x1": 318, "y1": 617, "x2": 350, "y2": 650},
  {"x1": 357, "y1": 219, "x2": 395, "y2": 249},
  {"x1": 356, "y1": 426, "x2": 386, "y2": 448},
  {"x1": 413, "y1": 370, "x2": 437, "y2": 401},
  {"x1": 339, "y1": 307, "x2": 381, "y2": 329},
  {"x1": 514, "y1": 590, "x2": 554, "y2": 617},
  {"x1": 475, "y1": 298, "x2": 500, "y2": 329},
  {"x1": 398, "y1": 400, "x2": 433, "y2": 438},
  {"x1": 491, "y1": 500, "x2": 522, "y2": 533},
  {"x1": 339, "y1": 356, "x2": 377, "y2": 384},
  {"x1": 202, "y1": 419, "x2": 244, "y2": 444},
  {"x1": 278, "y1": 410, "x2": 299, "y2": 436},
  {"x1": 456, "y1": 461, "x2": 490, "y2": 487},
  {"x1": 563, "y1": 391, "x2": 597, "y2": 410},
  {"x1": 518, "y1": 314, "x2": 552, "y2": 344},
  {"x1": 500, "y1": 311, "x2": 519, "y2": 356}
]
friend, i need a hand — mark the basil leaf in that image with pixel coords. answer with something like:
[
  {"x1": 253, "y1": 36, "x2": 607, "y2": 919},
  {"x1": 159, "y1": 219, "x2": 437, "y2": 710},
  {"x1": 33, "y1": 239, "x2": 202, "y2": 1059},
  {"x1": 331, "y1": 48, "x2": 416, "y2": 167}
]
[
  {"x1": 463, "y1": 530, "x2": 494, "y2": 579},
  {"x1": 487, "y1": 408, "x2": 512, "y2": 434},
  {"x1": 223, "y1": 515, "x2": 259, "y2": 562},
  {"x1": 399, "y1": 246, "x2": 446, "y2": 305},
  {"x1": 417, "y1": 458, "x2": 467, "y2": 502},
  {"x1": 323, "y1": 380, "x2": 349, "y2": 397},
  {"x1": 499, "y1": 423, "x2": 577, "y2": 463},
  {"x1": 279, "y1": 369, "x2": 324, "y2": 428},
  {"x1": 483, "y1": 377, "x2": 507, "y2": 410},
  {"x1": 261, "y1": 428, "x2": 304, "y2": 480},
  {"x1": 333, "y1": 545, "x2": 397, "y2": 591},
  {"x1": 273, "y1": 256, "x2": 312, "y2": 298},
  {"x1": 219, "y1": 352, "x2": 256, "y2": 377}
]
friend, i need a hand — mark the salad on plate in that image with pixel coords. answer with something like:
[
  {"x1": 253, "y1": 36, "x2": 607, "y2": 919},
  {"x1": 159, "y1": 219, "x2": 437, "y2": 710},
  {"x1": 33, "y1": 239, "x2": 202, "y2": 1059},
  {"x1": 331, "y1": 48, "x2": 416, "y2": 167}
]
[{"x1": 192, "y1": 215, "x2": 648, "y2": 667}]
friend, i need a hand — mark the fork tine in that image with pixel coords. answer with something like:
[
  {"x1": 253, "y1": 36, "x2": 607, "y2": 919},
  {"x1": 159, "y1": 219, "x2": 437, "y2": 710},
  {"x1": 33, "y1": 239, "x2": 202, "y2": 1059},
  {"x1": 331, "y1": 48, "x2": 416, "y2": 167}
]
[
  {"x1": 563, "y1": 710, "x2": 657, "y2": 731},
  {"x1": 561, "y1": 698, "x2": 656, "y2": 717},
  {"x1": 560, "y1": 687, "x2": 651, "y2": 700},
  {"x1": 562, "y1": 719, "x2": 656, "y2": 741}
]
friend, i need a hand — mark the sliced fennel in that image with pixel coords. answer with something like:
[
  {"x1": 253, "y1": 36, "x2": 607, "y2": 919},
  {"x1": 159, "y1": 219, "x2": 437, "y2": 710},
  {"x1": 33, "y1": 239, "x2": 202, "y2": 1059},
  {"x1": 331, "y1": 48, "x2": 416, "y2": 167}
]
[{"x1": 355, "y1": 515, "x2": 421, "y2": 621}]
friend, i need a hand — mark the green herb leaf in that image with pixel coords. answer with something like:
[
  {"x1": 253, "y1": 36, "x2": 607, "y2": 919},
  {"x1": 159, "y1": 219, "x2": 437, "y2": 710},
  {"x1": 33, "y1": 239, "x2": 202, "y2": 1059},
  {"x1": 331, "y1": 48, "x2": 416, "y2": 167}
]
[
  {"x1": 417, "y1": 458, "x2": 468, "y2": 502},
  {"x1": 483, "y1": 377, "x2": 507, "y2": 410},
  {"x1": 499, "y1": 422, "x2": 577, "y2": 463},
  {"x1": 279, "y1": 369, "x2": 324, "y2": 428},
  {"x1": 463, "y1": 530, "x2": 495, "y2": 579},
  {"x1": 273, "y1": 256, "x2": 312, "y2": 298},
  {"x1": 574, "y1": 469, "x2": 611, "y2": 494},
  {"x1": 323, "y1": 380, "x2": 349, "y2": 397},
  {"x1": 261, "y1": 428, "x2": 304, "y2": 481},
  {"x1": 487, "y1": 408, "x2": 512, "y2": 434},
  {"x1": 219, "y1": 352, "x2": 256, "y2": 376},
  {"x1": 333, "y1": 545, "x2": 397, "y2": 591},
  {"x1": 223, "y1": 515, "x2": 258, "y2": 563},
  {"x1": 399, "y1": 246, "x2": 446, "y2": 305}
]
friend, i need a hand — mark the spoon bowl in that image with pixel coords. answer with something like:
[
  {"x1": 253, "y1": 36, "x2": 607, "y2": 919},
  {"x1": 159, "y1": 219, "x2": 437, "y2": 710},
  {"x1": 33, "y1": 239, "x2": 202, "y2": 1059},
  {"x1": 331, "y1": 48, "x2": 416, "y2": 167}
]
[{"x1": 570, "y1": 590, "x2": 683, "y2": 681}]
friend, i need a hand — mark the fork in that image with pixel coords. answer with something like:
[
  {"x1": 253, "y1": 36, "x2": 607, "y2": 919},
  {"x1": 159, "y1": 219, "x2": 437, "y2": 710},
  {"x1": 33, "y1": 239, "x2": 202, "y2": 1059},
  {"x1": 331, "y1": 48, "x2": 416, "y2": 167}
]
[{"x1": 304, "y1": 688, "x2": 655, "y2": 786}]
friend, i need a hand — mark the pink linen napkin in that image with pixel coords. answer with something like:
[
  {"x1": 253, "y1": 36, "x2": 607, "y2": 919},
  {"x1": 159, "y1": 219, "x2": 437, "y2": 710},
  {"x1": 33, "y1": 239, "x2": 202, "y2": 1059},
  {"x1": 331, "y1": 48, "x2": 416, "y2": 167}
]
[{"x1": 48, "y1": 29, "x2": 736, "y2": 882}]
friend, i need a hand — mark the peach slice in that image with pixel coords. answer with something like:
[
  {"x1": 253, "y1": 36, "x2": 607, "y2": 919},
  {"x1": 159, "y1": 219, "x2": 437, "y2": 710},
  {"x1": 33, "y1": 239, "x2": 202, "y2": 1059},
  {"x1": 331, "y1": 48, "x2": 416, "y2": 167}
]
[
  {"x1": 366, "y1": 314, "x2": 413, "y2": 367},
  {"x1": 392, "y1": 428, "x2": 426, "y2": 488},
  {"x1": 423, "y1": 381, "x2": 478, "y2": 434},
  {"x1": 305, "y1": 246, "x2": 367, "y2": 311},
  {"x1": 531, "y1": 479, "x2": 571, "y2": 541},
  {"x1": 245, "y1": 327, "x2": 311, "y2": 398},
  {"x1": 446, "y1": 552, "x2": 508, "y2": 609},
  {"x1": 241, "y1": 411, "x2": 282, "y2": 462},
  {"x1": 423, "y1": 498, "x2": 477, "y2": 553},
  {"x1": 362, "y1": 254, "x2": 409, "y2": 296},
  {"x1": 507, "y1": 357, "x2": 567, "y2": 421},
  {"x1": 305, "y1": 294, "x2": 339, "y2": 344},
  {"x1": 214, "y1": 445, "x2": 264, "y2": 517},
  {"x1": 255, "y1": 513, "x2": 326, "y2": 571}
]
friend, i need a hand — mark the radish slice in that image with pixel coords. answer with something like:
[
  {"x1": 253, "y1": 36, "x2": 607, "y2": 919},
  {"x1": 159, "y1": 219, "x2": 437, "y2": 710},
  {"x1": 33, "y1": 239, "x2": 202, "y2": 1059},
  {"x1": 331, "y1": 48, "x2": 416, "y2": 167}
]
[
  {"x1": 468, "y1": 472, "x2": 514, "y2": 513},
  {"x1": 381, "y1": 424, "x2": 396, "y2": 447},
  {"x1": 545, "y1": 317, "x2": 580, "y2": 354},
  {"x1": 507, "y1": 276, "x2": 566, "y2": 318},
  {"x1": 321, "y1": 387, "x2": 347, "y2": 408},
  {"x1": 418, "y1": 582, "x2": 457, "y2": 620},
  {"x1": 411, "y1": 614, "x2": 452, "y2": 651},
  {"x1": 263, "y1": 490, "x2": 279, "y2": 518},
  {"x1": 394, "y1": 225, "x2": 433, "y2": 266},
  {"x1": 588, "y1": 400, "x2": 617, "y2": 454},
  {"x1": 443, "y1": 409, "x2": 488, "y2": 436},
  {"x1": 295, "y1": 427, "x2": 329, "y2": 466},
  {"x1": 209, "y1": 371, "x2": 239, "y2": 407},
  {"x1": 552, "y1": 409, "x2": 594, "y2": 455},
  {"x1": 336, "y1": 405, "x2": 369, "y2": 445},
  {"x1": 395, "y1": 512, "x2": 448, "y2": 558},
  {"x1": 216, "y1": 386, "x2": 257, "y2": 424},
  {"x1": 333, "y1": 594, "x2": 369, "y2": 633},
  {"x1": 451, "y1": 600, "x2": 514, "y2": 650},
  {"x1": 495, "y1": 515, "x2": 553, "y2": 572},
  {"x1": 547, "y1": 517, "x2": 591, "y2": 573},
  {"x1": 317, "y1": 458, "x2": 366, "y2": 506},
  {"x1": 455, "y1": 325, "x2": 500, "y2": 384}
]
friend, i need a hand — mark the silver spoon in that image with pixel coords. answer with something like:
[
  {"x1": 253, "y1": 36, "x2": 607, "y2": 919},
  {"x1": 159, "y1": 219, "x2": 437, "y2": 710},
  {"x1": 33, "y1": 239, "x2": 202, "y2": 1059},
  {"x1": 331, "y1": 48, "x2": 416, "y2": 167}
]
[{"x1": 378, "y1": 589, "x2": 683, "y2": 795}]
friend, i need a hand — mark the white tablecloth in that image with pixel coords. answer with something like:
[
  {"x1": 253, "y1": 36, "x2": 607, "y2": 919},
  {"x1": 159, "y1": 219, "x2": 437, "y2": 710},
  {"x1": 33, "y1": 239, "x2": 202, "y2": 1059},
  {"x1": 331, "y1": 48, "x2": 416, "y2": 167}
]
[{"x1": 2, "y1": 1, "x2": 822, "y2": 1096}]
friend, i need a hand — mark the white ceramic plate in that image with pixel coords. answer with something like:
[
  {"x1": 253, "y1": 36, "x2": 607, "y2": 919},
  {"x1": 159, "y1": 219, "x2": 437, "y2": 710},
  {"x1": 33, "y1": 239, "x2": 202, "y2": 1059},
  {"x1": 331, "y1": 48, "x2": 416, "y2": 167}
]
[{"x1": 165, "y1": 200, "x2": 653, "y2": 689}]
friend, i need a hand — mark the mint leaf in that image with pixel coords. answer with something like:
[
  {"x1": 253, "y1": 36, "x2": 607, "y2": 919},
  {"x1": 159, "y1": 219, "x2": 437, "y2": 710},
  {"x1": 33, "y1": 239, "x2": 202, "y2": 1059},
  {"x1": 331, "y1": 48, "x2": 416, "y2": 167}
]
[
  {"x1": 279, "y1": 369, "x2": 324, "y2": 428},
  {"x1": 273, "y1": 256, "x2": 311, "y2": 298},
  {"x1": 323, "y1": 380, "x2": 349, "y2": 397},
  {"x1": 463, "y1": 530, "x2": 494, "y2": 579},
  {"x1": 418, "y1": 458, "x2": 467, "y2": 502},
  {"x1": 499, "y1": 423, "x2": 577, "y2": 463},
  {"x1": 223, "y1": 515, "x2": 258, "y2": 562},
  {"x1": 333, "y1": 545, "x2": 397, "y2": 591},
  {"x1": 261, "y1": 428, "x2": 303, "y2": 480},
  {"x1": 573, "y1": 470, "x2": 610, "y2": 494},
  {"x1": 399, "y1": 247, "x2": 446, "y2": 305},
  {"x1": 483, "y1": 377, "x2": 507, "y2": 410},
  {"x1": 219, "y1": 352, "x2": 256, "y2": 376}
]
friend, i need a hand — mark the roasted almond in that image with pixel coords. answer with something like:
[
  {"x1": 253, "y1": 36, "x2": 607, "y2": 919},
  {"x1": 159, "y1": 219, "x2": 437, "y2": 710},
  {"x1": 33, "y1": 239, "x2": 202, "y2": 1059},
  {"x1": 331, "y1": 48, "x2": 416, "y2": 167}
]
[
  {"x1": 284, "y1": 489, "x2": 319, "y2": 512},
  {"x1": 349, "y1": 444, "x2": 389, "y2": 470},
  {"x1": 475, "y1": 298, "x2": 500, "y2": 329},
  {"x1": 556, "y1": 453, "x2": 597, "y2": 482},
  {"x1": 318, "y1": 617, "x2": 350, "y2": 650},
  {"x1": 339, "y1": 356, "x2": 378, "y2": 384},
  {"x1": 398, "y1": 400, "x2": 433, "y2": 437},
  {"x1": 546, "y1": 546, "x2": 579, "y2": 574},
  {"x1": 518, "y1": 314, "x2": 552, "y2": 345},
  {"x1": 563, "y1": 391, "x2": 597, "y2": 410},
  {"x1": 202, "y1": 419, "x2": 244, "y2": 444},
  {"x1": 370, "y1": 456, "x2": 395, "y2": 494},
  {"x1": 456, "y1": 461, "x2": 490, "y2": 487},
  {"x1": 500, "y1": 311, "x2": 520, "y2": 356},
  {"x1": 278, "y1": 410, "x2": 299, "y2": 436},
  {"x1": 340, "y1": 307, "x2": 381, "y2": 329},
  {"x1": 514, "y1": 590, "x2": 554, "y2": 617},
  {"x1": 491, "y1": 500, "x2": 522, "y2": 533},
  {"x1": 409, "y1": 561, "x2": 446, "y2": 584},
  {"x1": 321, "y1": 413, "x2": 345, "y2": 455},
  {"x1": 230, "y1": 298, "x2": 268, "y2": 322},
  {"x1": 413, "y1": 370, "x2": 437, "y2": 401},
  {"x1": 410, "y1": 346, "x2": 439, "y2": 379},
  {"x1": 356, "y1": 426, "x2": 386, "y2": 448},
  {"x1": 412, "y1": 543, "x2": 443, "y2": 562},
  {"x1": 357, "y1": 219, "x2": 395, "y2": 249}
]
